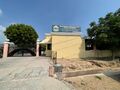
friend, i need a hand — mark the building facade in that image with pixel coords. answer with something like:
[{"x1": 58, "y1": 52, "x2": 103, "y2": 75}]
[{"x1": 40, "y1": 25, "x2": 120, "y2": 59}]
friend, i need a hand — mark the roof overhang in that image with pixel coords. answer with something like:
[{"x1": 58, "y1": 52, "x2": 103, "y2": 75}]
[{"x1": 40, "y1": 37, "x2": 51, "y2": 44}]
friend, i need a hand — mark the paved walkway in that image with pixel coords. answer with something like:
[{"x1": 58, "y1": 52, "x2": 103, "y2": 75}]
[{"x1": 0, "y1": 57, "x2": 73, "y2": 90}]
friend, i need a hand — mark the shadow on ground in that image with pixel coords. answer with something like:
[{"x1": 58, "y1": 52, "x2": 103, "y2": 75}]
[{"x1": 104, "y1": 71, "x2": 120, "y2": 82}]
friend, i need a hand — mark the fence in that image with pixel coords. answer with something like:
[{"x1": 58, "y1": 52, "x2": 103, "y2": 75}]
[{"x1": 8, "y1": 44, "x2": 36, "y2": 57}]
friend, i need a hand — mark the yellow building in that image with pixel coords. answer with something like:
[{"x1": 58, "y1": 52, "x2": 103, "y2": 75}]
[{"x1": 40, "y1": 25, "x2": 117, "y2": 59}]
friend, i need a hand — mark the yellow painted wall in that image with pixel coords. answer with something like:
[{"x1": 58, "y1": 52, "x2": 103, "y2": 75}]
[
  {"x1": 52, "y1": 35, "x2": 84, "y2": 59},
  {"x1": 45, "y1": 50, "x2": 52, "y2": 57},
  {"x1": 83, "y1": 50, "x2": 112, "y2": 58},
  {"x1": 43, "y1": 34, "x2": 119, "y2": 59},
  {"x1": 79, "y1": 40, "x2": 113, "y2": 58},
  {"x1": 46, "y1": 35, "x2": 52, "y2": 57}
]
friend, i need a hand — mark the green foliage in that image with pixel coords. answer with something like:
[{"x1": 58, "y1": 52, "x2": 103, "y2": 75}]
[
  {"x1": 4, "y1": 24, "x2": 38, "y2": 48},
  {"x1": 95, "y1": 76, "x2": 102, "y2": 80},
  {"x1": 87, "y1": 8, "x2": 120, "y2": 51}
]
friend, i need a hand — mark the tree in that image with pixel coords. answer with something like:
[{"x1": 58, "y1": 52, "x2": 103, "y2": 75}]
[
  {"x1": 4, "y1": 24, "x2": 38, "y2": 48},
  {"x1": 87, "y1": 8, "x2": 120, "y2": 59}
]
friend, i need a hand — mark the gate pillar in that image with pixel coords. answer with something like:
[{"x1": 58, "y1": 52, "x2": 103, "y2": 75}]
[
  {"x1": 3, "y1": 39, "x2": 9, "y2": 58},
  {"x1": 36, "y1": 39, "x2": 40, "y2": 57}
]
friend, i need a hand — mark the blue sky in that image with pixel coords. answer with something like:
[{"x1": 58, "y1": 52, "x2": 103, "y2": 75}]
[{"x1": 0, "y1": 0, "x2": 120, "y2": 43}]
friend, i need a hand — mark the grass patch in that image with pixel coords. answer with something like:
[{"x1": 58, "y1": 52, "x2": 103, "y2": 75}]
[{"x1": 95, "y1": 76, "x2": 102, "y2": 80}]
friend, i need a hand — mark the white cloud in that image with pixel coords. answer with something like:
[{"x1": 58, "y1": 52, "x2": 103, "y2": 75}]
[
  {"x1": 0, "y1": 25, "x2": 5, "y2": 36},
  {"x1": 0, "y1": 25, "x2": 5, "y2": 32},
  {"x1": 0, "y1": 9, "x2": 3, "y2": 16},
  {"x1": 0, "y1": 25, "x2": 6, "y2": 43}
]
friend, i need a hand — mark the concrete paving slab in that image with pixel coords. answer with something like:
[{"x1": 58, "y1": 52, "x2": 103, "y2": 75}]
[{"x1": 0, "y1": 57, "x2": 73, "y2": 90}]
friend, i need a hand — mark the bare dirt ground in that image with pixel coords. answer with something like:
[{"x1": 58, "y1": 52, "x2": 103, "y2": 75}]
[
  {"x1": 58, "y1": 59, "x2": 120, "y2": 90},
  {"x1": 57, "y1": 59, "x2": 120, "y2": 72},
  {"x1": 64, "y1": 73, "x2": 120, "y2": 90}
]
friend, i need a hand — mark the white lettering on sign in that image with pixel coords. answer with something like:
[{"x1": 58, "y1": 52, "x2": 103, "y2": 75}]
[{"x1": 52, "y1": 25, "x2": 80, "y2": 32}]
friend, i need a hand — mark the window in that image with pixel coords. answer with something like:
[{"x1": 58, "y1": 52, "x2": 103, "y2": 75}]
[
  {"x1": 47, "y1": 44, "x2": 51, "y2": 50},
  {"x1": 85, "y1": 39, "x2": 94, "y2": 50}
]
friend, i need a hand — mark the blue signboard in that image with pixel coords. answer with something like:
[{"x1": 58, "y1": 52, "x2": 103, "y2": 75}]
[{"x1": 52, "y1": 25, "x2": 80, "y2": 32}]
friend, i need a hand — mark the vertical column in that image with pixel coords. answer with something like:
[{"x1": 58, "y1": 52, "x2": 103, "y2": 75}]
[
  {"x1": 3, "y1": 40, "x2": 9, "y2": 58},
  {"x1": 45, "y1": 44, "x2": 48, "y2": 56},
  {"x1": 36, "y1": 39, "x2": 40, "y2": 57},
  {"x1": 49, "y1": 66, "x2": 54, "y2": 77}
]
